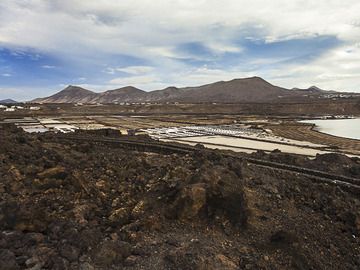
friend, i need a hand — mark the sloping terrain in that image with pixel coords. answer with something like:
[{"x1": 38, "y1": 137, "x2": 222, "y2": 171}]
[
  {"x1": 95, "y1": 87, "x2": 147, "y2": 103},
  {"x1": 0, "y1": 125, "x2": 359, "y2": 269},
  {"x1": 32, "y1": 77, "x2": 335, "y2": 104},
  {"x1": 163, "y1": 77, "x2": 292, "y2": 103},
  {"x1": 32, "y1": 86, "x2": 98, "y2": 103},
  {"x1": 0, "y1": 99, "x2": 18, "y2": 104}
]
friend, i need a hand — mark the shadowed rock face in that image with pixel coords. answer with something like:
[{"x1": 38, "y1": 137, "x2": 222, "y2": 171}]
[
  {"x1": 32, "y1": 76, "x2": 336, "y2": 104},
  {"x1": 0, "y1": 125, "x2": 359, "y2": 269}
]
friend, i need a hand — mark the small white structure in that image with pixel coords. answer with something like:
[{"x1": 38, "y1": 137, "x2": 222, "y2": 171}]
[
  {"x1": 30, "y1": 106, "x2": 41, "y2": 110},
  {"x1": 5, "y1": 108, "x2": 15, "y2": 112},
  {"x1": 0, "y1": 105, "x2": 7, "y2": 109}
]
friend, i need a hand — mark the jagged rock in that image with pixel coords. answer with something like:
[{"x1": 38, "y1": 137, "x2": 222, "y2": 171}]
[
  {"x1": 108, "y1": 207, "x2": 130, "y2": 226},
  {"x1": 216, "y1": 254, "x2": 238, "y2": 269},
  {"x1": 93, "y1": 240, "x2": 131, "y2": 267},
  {"x1": 73, "y1": 204, "x2": 90, "y2": 225},
  {"x1": 201, "y1": 166, "x2": 247, "y2": 226},
  {"x1": 37, "y1": 166, "x2": 67, "y2": 180},
  {"x1": 0, "y1": 249, "x2": 19, "y2": 270},
  {"x1": 169, "y1": 183, "x2": 207, "y2": 220},
  {"x1": 124, "y1": 255, "x2": 139, "y2": 266},
  {"x1": 24, "y1": 233, "x2": 45, "y2": 246},
  {"x1": 79, "y1": 262, "x2": 95, "y2": 270},
  {"x1": 59, "y1": 244, "x2": 80, "y2": 262},
  {"x1": 8, "y1": 166, "x2": 23, "y2": 181},
  {"x1": 131, "y1": 201, "x2": 146, "y2": 219},
  {"x1": 49, "y1": 256, "x2": 70, "y2": 270},
  {"x1": 32, "y1": 178, "x2": 63, "y2": 190}
]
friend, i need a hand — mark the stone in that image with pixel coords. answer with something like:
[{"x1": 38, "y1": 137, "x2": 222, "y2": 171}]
[
  {"x1": 32, "y1": 178, "x2": 63, "y2": 190},
  {"x1": 0, "y1": 249, "x2": 19, "y2": 270},
  {"x1": 8, "y1": 166, "x2": 23, "y2": 181},
  {"x1": 123, "y1": 255, "x2": 138, "y2": 266},
  {"x1": 59, "y1": 244, "x2": 80, "y2": 262},
  {"x1": 79, "y1": 262, "x2": 95, "y2": 270},
  {"x1": 131, "y1": 201, "x2": 146, "y2": 219},
  {"x1": 93, "y1": 240, "x2": 131, "y2": 267},
  {"x1": 24, "y1": 233, "x2": 45, "y2": 246},
  {"x1": 37, "y1": 167, "x2": 67, "y2": 180},
  {"x1": 170, "y1": 183, "x2": 207, "y2": 220},
  {"x1": 73, "y1": 205, "x2": 89, "y2": 225},
  {"x1": 50, "y1": 256, "x2": 70, "y2": 270},
  {"x1": 216, "y1": 254, "x2": 238, "y2": 269},
  {"x1": 108, "y1": 207, "x2": 130, "y2": 226}
]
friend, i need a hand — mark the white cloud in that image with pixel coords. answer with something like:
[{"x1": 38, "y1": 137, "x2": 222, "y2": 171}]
[
  {"x1": 1, "y1": 73, "x2": 12, "y2": 77},
  {"x1": 108, "y1": 75, "x2": 166, "y2": 90},
  {"x1": 116, "y1": 66, "x2": 154, "y2": 75},
  {"x1": 41, "y1": 65, "x2": 56, "y2": 69},
  {"x1": 2, "y1": 1, "x2": 359, "y2": 56},
  {"x1": 0, "y1": 0, "x2": 360, "y2": 93}
]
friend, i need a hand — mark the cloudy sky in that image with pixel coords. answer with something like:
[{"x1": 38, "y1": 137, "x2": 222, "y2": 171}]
[{"x1": 0, "y1": 0, "x2": 360, "y2": 100}]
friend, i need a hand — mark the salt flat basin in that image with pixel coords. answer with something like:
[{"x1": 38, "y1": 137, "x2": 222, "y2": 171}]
[
  {"x1": 168, "y1": 136, "x2": 329, "y2": 156},
  {"x1": 301, "y1": 118, "x2": 360, "y2": 140}
]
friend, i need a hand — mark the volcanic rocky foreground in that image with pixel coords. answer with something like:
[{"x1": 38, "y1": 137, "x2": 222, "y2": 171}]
[{"x1": 0, "y1": 125, "x2": 360, "y2": 269}]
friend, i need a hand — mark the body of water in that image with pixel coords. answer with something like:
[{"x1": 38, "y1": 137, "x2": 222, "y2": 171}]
[{"x1": 302, "y1": 118, "x2": 360, "y2": 140}]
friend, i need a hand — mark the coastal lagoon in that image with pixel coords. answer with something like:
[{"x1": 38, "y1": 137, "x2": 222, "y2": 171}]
[{"x1": 302, "y1": 118, "x2": 360, "y2": 140}]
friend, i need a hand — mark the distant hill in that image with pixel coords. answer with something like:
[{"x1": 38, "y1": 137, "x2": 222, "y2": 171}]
[
  {"x1": 32, "y1": 85, "x2": 98, "y2": 103},
  {"x1": 31, "y1": 77, "x2": 352, "y2": 104},
  {"x1": 96, "y1": 86, "x2": 147, "y2": 103},
  {"x1": 0, "y1": 99, "x2": 18, "y2": 104}
]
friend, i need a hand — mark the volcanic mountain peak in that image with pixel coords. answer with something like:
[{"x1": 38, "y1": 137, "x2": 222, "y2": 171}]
[
  {"x1": 308, "y1": 85, "x2": 322, "y2": 91},
  {"x1": 31, "y1": 76, "x2": 344, "y2": 104},
  {"x1": 104, "y1": 86, "x2": 145, "y2": 94},
  {"x1": 163, "y1": 86, "x2": 179, "y2": 91},
  {"x1": 0, "y1": 99, "x2": 18, "y2": 104},
  {"x1": 31, "y1": 85, "x2": 98, "y2": 103},
  {"x1": 58, "y1": 85, "x2": 96, "y2": 95}
]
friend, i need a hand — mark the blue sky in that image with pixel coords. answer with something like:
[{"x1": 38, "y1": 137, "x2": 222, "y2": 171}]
[{"x1": 0, "y1": 1, "x2": 360, "y2": 101}]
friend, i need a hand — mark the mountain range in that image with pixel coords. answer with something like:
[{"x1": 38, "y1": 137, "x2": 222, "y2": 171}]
[
  {"x1": 0, "y1": 99, "x2": 18, "y2": 104},
  {"x1": 32, "y1": 77, "x2": 344, "y2": 104}
]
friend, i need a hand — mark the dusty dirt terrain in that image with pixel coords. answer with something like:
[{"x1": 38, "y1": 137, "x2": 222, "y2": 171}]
[
  {"x1": 1, "y1": 98, "x2": 360, "y2": 118},
  {"x1": 0, "y1": 125, "x2": 359, "y2": 269}
]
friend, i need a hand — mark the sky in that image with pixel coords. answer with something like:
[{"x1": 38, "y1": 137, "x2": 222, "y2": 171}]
[{"x1": 0, "y1": 0, "x2": 360, "y2": 101}]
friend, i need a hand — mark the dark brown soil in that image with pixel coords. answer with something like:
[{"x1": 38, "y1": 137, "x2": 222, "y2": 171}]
[{"x1": 0, "y1": 125, "x2": 359, "y2": 269}]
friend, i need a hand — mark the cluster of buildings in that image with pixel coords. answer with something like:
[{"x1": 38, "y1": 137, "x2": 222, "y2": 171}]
[
  {"x1": 0, "y1": 105, "x2": 41, "y2": 112},
  {"x1": 1, "y1": 116, "x2": 120, "y2": 134},
  {"x1": 2, "y1": 117, "x2": 78, "y2": 133},
  {"x1": 320, "y1": 93, "x2": 358, "y2": 99}
]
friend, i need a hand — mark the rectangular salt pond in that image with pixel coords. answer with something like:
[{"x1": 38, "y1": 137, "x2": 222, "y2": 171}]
[{"x1": 171, "y1": 136, "x2": 329, "y2": 156}]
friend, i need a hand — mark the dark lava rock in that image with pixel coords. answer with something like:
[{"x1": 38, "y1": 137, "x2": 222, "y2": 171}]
[
  {"x1": 0, "y1": 124, "x2": 359, "y2": 269},
  {"x1": 0, "y1": 249, "x2": 19, "y2": 270},
  {"x1": 93, "y1": 240, "x2": 131, "y2": 267},
  {"x1": 37, "y1": 166, "x2": 68, "y2": 180},
  {"x1": 59, "y1": 244, "x2": 80, "y2": 262}
]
